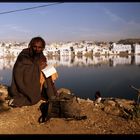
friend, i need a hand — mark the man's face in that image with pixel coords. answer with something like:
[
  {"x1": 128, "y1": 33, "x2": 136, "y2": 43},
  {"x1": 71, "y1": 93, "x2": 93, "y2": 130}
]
[{"x1": 32, "y1": 41, "x2": 44, "y2": 54}]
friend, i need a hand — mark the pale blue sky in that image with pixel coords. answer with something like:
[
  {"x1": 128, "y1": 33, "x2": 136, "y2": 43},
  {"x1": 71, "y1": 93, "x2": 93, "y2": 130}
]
[{"x1": 0, "y1": 2, "x2": 140, "y2": 43}]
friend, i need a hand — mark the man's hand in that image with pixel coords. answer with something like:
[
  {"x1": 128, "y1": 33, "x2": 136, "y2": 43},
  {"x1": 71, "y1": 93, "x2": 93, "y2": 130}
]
[{"x1": 51, "y1": 72, "x2": 58, "y2": 82}]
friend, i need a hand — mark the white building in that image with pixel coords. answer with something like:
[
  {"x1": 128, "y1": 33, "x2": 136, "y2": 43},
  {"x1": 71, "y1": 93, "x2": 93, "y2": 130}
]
[
  {"x1": 58, "y1": 44, "x2": 71, "y2": 56},
  {"x1": 111, "y1": 43, "x2": 132, "y2": 54},
  {"x1": 133, "y1": 44, "x2": 140, "y2": 54},
  {"x1": 44, "y1": 45, "x2": 59, "y2": 56},
  {"x1": 74, "y1": 47, "x2": 86, "y2": 55}
]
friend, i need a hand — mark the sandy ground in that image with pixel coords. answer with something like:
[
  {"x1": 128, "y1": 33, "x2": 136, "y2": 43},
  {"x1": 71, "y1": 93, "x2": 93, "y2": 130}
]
[{"x1": 0, "y1": 98, "x2": 140, "y2": 135}]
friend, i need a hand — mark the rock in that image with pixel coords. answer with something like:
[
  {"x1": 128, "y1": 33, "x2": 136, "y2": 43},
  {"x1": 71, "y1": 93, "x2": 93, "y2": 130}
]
[
  {"x1": 57, "y1": 88, "x2": 71, "y2": 95},
  {"x1": 86, "y1": 98, "x2": 93, "y2": 104},
  {"x1": 77, "y1": 98, "x2": 85, "y2": 104},
  {"x1": 0, "y1": 84, "x2": 8, "y2": 102},
  {"x1": 104, "y1": 100, "x2": 116, "y2": 107},
  {"x1": 115, "y1": 98, "x2": 135, "y2": 110},
  {"x1": 94, "y1": 102, "x2": 104, "y2": 109},
  {"x1": 103, "y1": 105, "x2": 121, "y2": 116},
  {"x1": 0, "y1": 102, "x2": 11, "y2": 112}
]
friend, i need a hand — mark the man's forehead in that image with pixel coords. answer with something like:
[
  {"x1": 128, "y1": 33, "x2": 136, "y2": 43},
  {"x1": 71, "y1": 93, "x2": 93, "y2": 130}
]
[{"x1": 33, "y1": 41, "x2": 43, "y2": 45}]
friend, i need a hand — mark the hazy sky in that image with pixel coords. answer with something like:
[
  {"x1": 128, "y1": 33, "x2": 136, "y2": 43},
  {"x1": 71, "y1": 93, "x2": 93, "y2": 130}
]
[{"x1": 0, "y1": 2, "x2": 140, "y2": 43}]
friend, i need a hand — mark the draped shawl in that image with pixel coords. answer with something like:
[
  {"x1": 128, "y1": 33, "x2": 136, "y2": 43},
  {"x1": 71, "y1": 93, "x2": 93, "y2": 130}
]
[{"x1": 9, "y1": 48, "x2": 46, "y2": 107}]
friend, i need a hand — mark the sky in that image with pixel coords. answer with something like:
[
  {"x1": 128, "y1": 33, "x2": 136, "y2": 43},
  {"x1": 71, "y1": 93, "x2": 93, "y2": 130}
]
[{"x1": 0, "y1": 2, "x2": 140, "y2": 43}]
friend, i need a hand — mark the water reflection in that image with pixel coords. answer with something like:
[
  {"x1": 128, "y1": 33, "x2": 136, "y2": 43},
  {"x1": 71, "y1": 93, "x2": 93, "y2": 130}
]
[
  {"x1": 47, "y1": 55, "x2": 140, "y2": 67},
  {"x1": 0, "y1": 57, "x2": 16, "y2": 70},
  {"x1": 0, "y1": 55, "x2": 140, "y2": 100},
  {"x1": 0, "y1": 55, "x2": 140, "y2": 70}
]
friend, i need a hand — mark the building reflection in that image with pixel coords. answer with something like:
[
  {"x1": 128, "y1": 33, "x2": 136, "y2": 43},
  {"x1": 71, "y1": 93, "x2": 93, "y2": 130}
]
[
  {"x1": 0, "y1": 55, "x2": 140, "y2": 70},
  {"x1": 47, "y1": 55, "x2": 140, "y2": 67},
  {"x1": 0, "y1": 57, "x2": 16, "y2": 70}
]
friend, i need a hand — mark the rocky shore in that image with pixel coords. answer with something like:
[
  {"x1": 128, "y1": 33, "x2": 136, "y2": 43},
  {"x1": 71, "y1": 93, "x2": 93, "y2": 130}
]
[{"x1": 0, "y1": 84, "x2": 140, "y2": 134}]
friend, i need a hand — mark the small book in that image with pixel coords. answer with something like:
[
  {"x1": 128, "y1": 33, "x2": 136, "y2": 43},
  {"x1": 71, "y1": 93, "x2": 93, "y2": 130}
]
[{"x1": 41, "y1": 65, "x2": 57, "y2": 78}]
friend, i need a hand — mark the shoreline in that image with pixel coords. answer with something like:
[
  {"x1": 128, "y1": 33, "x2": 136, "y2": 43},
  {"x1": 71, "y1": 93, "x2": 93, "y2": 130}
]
[{"x1": 0, "y1": 84, "x2": 140, "y2": 134}]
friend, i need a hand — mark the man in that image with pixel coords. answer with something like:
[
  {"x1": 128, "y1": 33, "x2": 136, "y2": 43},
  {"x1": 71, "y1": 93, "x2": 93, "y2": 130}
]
[{"x1": 8, "y1": 37, "x2": 58, "y2": 107}]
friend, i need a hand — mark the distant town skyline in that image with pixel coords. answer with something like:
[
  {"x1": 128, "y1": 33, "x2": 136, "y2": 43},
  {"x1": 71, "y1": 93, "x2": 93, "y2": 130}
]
[{"x1": 0, "y1": 2, "x2": 140, "y2": 43}]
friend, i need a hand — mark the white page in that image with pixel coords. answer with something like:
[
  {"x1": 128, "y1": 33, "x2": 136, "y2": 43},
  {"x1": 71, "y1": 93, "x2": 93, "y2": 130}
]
[{"x1": 41, "y1": 65, "x2": 57, "y2": 78}]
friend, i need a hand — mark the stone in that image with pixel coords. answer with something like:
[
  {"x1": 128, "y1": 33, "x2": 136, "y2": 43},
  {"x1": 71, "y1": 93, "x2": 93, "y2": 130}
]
[
  {"x1": 57, "y1": 88, "x2": 71, "y2": 95},
  {"x1": 0, "y1": 84, "x2": 8, "y2": 102}
]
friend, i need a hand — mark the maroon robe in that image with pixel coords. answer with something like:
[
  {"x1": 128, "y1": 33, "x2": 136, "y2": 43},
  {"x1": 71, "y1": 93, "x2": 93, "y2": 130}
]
[{"x1": 9, "y1": 47, "x2": 47, "y2": 107}]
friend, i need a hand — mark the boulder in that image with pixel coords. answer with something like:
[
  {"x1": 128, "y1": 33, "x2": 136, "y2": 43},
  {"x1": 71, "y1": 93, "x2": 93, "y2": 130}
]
[{"x1": 0, "y1": 84, "x2": 8, "y2": 102}]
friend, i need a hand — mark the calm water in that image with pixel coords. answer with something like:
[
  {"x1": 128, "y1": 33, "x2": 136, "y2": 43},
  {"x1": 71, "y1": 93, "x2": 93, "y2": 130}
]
[{"x1": 0, "y1": 55, "x2": 140, "y2": 101}]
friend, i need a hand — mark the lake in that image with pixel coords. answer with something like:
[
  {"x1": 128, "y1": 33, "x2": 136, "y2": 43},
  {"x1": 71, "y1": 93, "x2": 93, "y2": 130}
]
[{"x1": 0, "y1": 55, "x2": 140, "y2": 101}]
